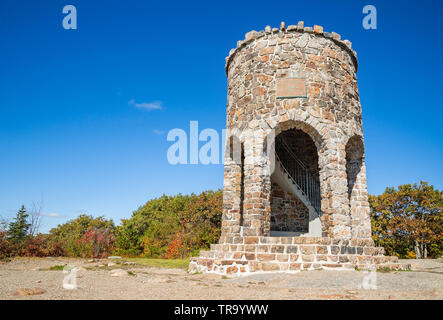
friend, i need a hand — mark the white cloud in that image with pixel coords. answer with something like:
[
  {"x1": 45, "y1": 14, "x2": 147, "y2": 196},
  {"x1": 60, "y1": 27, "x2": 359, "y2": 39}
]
[
  {"x1": 39, "y1": 213, "x2": 67, "y2": 218},
  {"x1": 128, "y1": 99, "x2": 163, "y2": 111},
  {"x1": 153, "y1": 129, "x2": 165, "y2": 135}
]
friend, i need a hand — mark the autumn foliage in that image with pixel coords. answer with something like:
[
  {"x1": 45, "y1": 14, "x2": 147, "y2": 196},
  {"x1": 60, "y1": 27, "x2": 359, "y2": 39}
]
[
  {"x1": 1, "y1": 184, "x2": 441, "y2": 260},
  {"x1": 114, "y1": 190, "x2": 223, "y2": 258},
  {"x1": 369, "y1": 181, "x2": 443, "y2": 259}
]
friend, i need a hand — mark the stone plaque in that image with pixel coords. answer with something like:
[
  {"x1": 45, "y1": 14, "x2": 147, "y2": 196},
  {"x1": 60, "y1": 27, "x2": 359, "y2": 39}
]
[{"x1": 276, "y1": 78, "x2": 306, "y2": 98}]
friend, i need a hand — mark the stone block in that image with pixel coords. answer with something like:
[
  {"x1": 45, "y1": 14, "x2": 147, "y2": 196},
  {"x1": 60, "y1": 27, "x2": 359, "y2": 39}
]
[
  {"x1": 330, "y1": 246, "x2": 340, "y2": 254},
  {"x1": 300, "y1": 246, "x2": 315, "y2": 254},
  {"x1": 314, "y1": 25, "x2": 323, "y2": 34},
  {"x1": 281, "y1": 237, "x2": 293, "y2": 244},
  {"x1": 276, "y1": 254, "x2": 289, "y2": 262},
  {"x1": 257, "y1": 253, "x2": 275, "y2": 261},
  {"x1": 245, "y1": 253, "x2": 256, "y2": 260},
  {"x1": 271, "y1": 245, "x2": 285, "y2": 253},
  {"x1": 244, "y1": 236, "x2": 258, "y2": 244},
  {"x1": 302, "y1": 255, "x2": 315, "y2": 262},
  {"x1": 226, "y1": 266, "x2": 238, "y2": 274},
  {"x1": 316, "y1": 246, "x2": 328, "y2": 254},
  {"x1": 286, "y1": 245, "x2": 298, "y2": 254},
  {"x1": 261, "y1": 262, "x2": 280, "y2": 271},
  {"x1": 289, "y1": 263, "x2": 302, "y2": 271}
]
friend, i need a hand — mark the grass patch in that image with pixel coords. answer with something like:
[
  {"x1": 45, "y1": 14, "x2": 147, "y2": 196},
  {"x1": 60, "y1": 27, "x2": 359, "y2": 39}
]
[
  {"x1": 40, "y1": 265, "x2": 66, "y2": 271},
  {"x1": 125, "y1": 258, "x2": 189, "y2": 270},
  {"x1": 377, "y1": 267, "x2": 392, "y2": 273}
]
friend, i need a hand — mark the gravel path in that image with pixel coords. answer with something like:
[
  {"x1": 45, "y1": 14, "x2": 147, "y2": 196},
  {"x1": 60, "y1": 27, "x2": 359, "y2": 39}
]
[{"x1": 0, "y1": 257, "x2": 441, "y2": 300}]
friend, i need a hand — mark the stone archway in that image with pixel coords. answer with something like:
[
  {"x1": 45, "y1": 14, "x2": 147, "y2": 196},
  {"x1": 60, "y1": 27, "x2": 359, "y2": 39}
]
[
  {"x1": 270, "y1": 127, "x2": 322, "y2": 236},
  {"x1": 262, "y1": 119, "x2": 326, "y2": 237}
]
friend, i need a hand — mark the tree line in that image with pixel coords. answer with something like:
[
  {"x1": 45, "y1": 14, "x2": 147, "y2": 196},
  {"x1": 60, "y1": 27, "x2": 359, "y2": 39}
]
[{"x1": 0, "y1": 182, "x2": 441, "y2": 260}]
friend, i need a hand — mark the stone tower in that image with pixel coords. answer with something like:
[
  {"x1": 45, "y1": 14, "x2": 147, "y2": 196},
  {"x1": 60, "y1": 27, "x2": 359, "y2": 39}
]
[{"x1": 189, "y1": 22, "x2": 409, "y2": 275}]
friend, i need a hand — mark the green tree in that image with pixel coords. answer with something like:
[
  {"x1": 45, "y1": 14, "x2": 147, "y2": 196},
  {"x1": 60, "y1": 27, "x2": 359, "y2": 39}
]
[
  {"x1": 370, "y1": 181, "x2": 443, "y2": 259},
  {"x1": 7, "y1": 205, "x2": 30, "y2": 244},
  {"x1": 49, "y1": 214, "x2": 115, "y2": 257},
  {"x1": 115, "y1": 190, "x2": 223, "y2": 258}
]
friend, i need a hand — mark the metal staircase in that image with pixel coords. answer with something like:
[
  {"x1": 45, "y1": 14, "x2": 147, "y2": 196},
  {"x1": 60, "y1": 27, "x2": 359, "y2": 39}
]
[{"x1": 274, "y1": 136, "x2": 321, "y2": 214}]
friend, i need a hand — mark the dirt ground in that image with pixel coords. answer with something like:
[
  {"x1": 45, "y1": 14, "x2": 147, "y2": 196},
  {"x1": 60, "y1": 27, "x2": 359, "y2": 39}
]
[{"x1": 0, "y1": 257, "x2": 442, "y2": 300}]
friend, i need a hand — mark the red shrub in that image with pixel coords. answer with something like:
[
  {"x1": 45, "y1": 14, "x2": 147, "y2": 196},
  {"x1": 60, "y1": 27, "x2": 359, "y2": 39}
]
[
  {"x1": 0, "y1": 230, "x2": 16, "y2": 259},
  {"x1": 164, "y1": 233, "x2": 185, "y2": 259},
  {"x1": 21, "y1": 235, "x2": 65, "y2": 257},
  {"x1": 78, "y1": 227, "x2": 114, "y2": 258}
]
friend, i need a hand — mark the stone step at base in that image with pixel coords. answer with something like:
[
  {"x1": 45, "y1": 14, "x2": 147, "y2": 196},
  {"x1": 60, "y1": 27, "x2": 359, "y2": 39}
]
[
  {"x1": 196, "y1": 251, "x2": 398, "y2": 264},
  {"x1": 189, "y1": 256, "x2": 410, "y2": 275},
  {"x1": 215, "y1": 237, "x2": 376, "y2": 247},
  {"x1": 209, "y1": 242, "x2": 385, "y2": 257}
]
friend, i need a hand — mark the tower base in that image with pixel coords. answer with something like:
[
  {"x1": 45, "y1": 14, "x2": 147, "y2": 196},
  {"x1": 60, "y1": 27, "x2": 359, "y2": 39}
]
[{"x1": 189, "y1": 237, "x2": 410, "y2": 276}]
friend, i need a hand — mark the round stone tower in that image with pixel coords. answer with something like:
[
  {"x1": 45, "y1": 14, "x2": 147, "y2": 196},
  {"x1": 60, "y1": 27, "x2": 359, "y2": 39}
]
[
  {"x1": 222, "y1": 21, "x2": 370, "y2": 241},
  {"x1": 190, "y1": 22, "x2": 408, "y2": 275}
]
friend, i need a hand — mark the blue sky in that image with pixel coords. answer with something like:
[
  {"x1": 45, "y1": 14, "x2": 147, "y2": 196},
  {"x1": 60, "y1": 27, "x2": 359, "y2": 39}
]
[{"x1": 0, "y1": 0, "x2": 442, "y2": 232}]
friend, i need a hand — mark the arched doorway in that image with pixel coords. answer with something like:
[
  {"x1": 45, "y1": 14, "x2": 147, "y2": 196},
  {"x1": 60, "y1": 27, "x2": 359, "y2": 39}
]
[{"x1": 270, "y1": 128, "x2": 322, "y2": 236}]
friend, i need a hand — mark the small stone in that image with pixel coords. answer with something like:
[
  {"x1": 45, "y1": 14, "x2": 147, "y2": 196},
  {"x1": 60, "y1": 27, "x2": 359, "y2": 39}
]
[
  {"x1": 343, "y1": 40, "x2": 352, "y2": 48},
  {"x1": 108, "y1": 256, "x2": 122, "y2": 259},
  {"x1": 304, "y1": 27, "x2": 313, "y2": 33},
  {"x1": 12, "y1": 288, "x2": 46, "y2": 296},
  {"x1": 331, "y1": 32, "x2": 341, "y2": 40},
  {"x1": 314, "y1": 25, "x2": 323, "y2": 34},
  {"x1": 265, "y1": 25, "x2": 271, "y2": 33},
  {"x1": 297, "y1": 21, "x2": 304, "y2": 30},
  {"x1": 287, "y1": 25, "x2": 297, "y2": 31},
  {"x1": 245, "y1": 30, "x2": 259, "y2": 41},
  {"x1": 107, "y1": 262, "x2": 116, "y2": 267},
  {"x1": 280, "y1": 21, "x2": 286, "y2": 31}
]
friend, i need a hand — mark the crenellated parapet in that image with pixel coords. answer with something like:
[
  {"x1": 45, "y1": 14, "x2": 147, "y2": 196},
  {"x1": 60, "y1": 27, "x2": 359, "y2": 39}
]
[{"x1": 225, "y1": 21, "x2": 358, "y2": 75}]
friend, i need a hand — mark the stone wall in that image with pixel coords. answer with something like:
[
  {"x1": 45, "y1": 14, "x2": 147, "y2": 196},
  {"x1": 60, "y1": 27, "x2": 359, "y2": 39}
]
[
  {"x1": 270, "y1": 182, "x2": 309, "y2": 232},
  {"x1": 189, "y1": 236, "x2": 410, "y2": 275}
]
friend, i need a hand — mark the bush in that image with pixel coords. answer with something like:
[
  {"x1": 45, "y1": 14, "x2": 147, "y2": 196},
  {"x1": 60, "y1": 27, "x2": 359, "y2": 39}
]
[
  {"x1": 49, "y1": 214, "x2": 116, "y2": 258},
  {"x1": 21, "y1": 234, "x2": 65, "y2": 257},
  {"x1": 0, "y1": 230, "x2": 16, "y2": 259},
  {"x1": 115, "y1": 190, "x2": 222, "y2": 258}
]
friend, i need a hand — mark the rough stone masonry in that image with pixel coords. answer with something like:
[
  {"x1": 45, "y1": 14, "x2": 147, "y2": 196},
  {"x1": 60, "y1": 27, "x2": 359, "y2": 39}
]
[{"x1": 189, "y1": 21, "x2": 410, "y2": 275}]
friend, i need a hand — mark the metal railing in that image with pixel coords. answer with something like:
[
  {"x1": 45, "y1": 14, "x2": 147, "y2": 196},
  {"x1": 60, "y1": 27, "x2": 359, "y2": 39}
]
[{"x1": 275, "y1": 136, "x2": 322, "y2": 213}]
